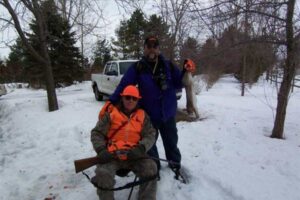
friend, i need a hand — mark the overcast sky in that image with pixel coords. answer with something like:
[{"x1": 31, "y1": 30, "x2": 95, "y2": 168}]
[
  {"x1": 1, "y1": 1, "x2": 298, "y2": 60},
  {"x1": 0, "y1": 1, "x2": 156, "y2": 59}
]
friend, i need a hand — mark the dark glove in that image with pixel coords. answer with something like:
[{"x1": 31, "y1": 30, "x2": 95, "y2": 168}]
[
  {"x1": 98, "y1": 149, "x2": 114, "y2": 164},
  {"x1": 127, "y1": 145, "x2": 145, "y2": 160}
]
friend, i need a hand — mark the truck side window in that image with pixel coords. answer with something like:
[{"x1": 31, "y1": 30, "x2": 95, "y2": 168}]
[
  {"x1": 119, "y1": 62, "x2": 134, "y2": 74},
  {"x1": 110, "y1": 63, "x2": 118, "y2": 75},
  {"x1": 104, "y1": 63, "x2": 111, "y2": 75}
]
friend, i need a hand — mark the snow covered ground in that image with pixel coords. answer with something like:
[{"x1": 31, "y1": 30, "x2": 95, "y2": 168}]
[{"x1": 0, "y1": 76, "x2": 300, "y2": 200}]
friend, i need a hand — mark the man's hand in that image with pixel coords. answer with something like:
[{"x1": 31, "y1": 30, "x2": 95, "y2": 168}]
[
  {"x1": 98, "y1": 149, "x2": 114, "y2": 164},
  {"x1": 114, "y1": 150, "x2": 129, "y2": 161},
  {"x1": 184, "y1": 59, "x2": 196, "y2": 73},
  {"x1": 127, "y1": 145, "x2": 145, "y2": 160}
]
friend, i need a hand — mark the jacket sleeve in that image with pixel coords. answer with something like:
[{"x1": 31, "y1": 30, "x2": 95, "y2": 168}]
[
  {"x1": 109, "y1": 64, "x2": 138, "y2": 104},
  {"x1": 138, "y1": 113, "x2": 156, "y2": 152},
  {"x1": 91, "y1": 113, "x2": 111, "y2": 154},
  {"x1": 170, "y1": 61, "x2": 185, "y2": 89}
]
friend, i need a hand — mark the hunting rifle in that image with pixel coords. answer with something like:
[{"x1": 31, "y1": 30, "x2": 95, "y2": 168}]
[
  {"x1": 74, "y1": 152, "x2": 181, "y2": 173},
  {"x1": 74, "y1": 156, "x2": 100, "y2": 173},
  {"x1": 74, "y1": 150, "x2": 128, "y2": 173}
]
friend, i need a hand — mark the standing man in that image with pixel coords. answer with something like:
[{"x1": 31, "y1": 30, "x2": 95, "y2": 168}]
[{"x1": 109, "y1": 36, "x2": 193, "y2": 175}]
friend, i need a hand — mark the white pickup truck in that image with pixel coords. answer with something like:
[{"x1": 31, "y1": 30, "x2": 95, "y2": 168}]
[
  {"x1": 91, "y1": 60, "x2": 138, "y2": 101},
  {"x1": 91, "y1": 59, "x2": 182, "y2": 101}
]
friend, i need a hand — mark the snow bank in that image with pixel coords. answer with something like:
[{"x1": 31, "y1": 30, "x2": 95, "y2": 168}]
[{"x1": 0, "y1": 78, "x2": 299, "y2": 200}]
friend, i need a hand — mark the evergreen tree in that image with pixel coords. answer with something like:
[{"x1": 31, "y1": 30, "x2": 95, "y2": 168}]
[
  {"x1": 126, "y1": 9, "x2": 147, "y2": 59},
  {"x1": 199, "y1": 25, "x2": 276, "y2": 86},
  {"x1": 112, "y1": 20, "x2": 131, "y2": 59},
  {"x1": 217, "y1": 25, "x2": 276, "y2": 84},
  {"x1": 198, "y1": 38, "x2": 223, "y2": 88},
  {"x1": 233, "y1": 38, "x2": 276, "y2": 84},
  {"x1": 112, "y1": 10, "x2": 147, "y2": 59},
  {"x1": 92, "y1": 39, "x2": 111, "y2": 72},
  {"x1": 0, "y1": 58, "x2": 5, "y2": 83},
  {"x1": 145, "y1": 15, "x2": 172, "y2": 58},
  {"x1": 6, "y1": 38, "x2": 26, "y2": 82},
  {"x1": 217, "y1": 25, "x2": 244, "y2": 75},
  {"x1": 24, "y1": 0, "x2": 83, "y2": 87},
  {"x1": 113, "y1": 12, "x2": 174, "y2": 60}
]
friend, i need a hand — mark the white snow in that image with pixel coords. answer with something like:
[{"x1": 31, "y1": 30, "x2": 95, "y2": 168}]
[{"x1": 0, "y1": 76, "x2": 300, "y2": 200}]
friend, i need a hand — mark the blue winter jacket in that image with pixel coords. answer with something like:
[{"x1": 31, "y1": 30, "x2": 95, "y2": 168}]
[{"x1": 109, "y1": 54, "x2": 185, "y2": 123}]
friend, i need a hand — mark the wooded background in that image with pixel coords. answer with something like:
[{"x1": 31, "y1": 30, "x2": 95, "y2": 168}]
[{"x1": 0, "y1": 0, "x2": 299, "y2": 139}]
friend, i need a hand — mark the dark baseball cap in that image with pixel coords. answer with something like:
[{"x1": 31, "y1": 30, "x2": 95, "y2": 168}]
[{"x1": 144, "y1": 36, "x2": 159, "y2": 46}]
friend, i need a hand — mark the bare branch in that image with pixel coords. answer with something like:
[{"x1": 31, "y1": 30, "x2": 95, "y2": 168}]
[
  {"x1": 2, "y1": 0, "x2": 45, "y2": 64},
  {"x1": 0, "y1": 17, "x2": 14, "y2": 26},
  {"x1": 230, "y1": 1, "x2": 286, "y2": 22}
]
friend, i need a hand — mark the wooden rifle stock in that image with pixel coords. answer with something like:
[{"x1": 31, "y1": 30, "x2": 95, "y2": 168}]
[{"x1": 74, "y1": 156, "x2": 100, "y2": 173}]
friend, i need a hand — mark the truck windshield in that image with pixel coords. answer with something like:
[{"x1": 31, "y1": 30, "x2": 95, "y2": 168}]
[{"x1": 119, "y1": 62, "x2": 135, "y2": 75}]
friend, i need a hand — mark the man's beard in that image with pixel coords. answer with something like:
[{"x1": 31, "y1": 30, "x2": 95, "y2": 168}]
[{"x1": 146, "y1": 52, "x2": 158, "y2": 62}]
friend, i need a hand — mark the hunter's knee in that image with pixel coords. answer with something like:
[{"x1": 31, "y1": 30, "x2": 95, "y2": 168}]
[
  {"x1": 95, "y1": 167, "x2": 115, "y2": 188},
  {"x1": 141, "y1": 160, "x2": 157, "y2": 177}
]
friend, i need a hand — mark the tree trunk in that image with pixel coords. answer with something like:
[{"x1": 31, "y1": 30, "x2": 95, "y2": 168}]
[
  {"x1": 36, "y1": 4, "x2": 59, "y2": 111},
  {"x1": 271, "y1": 0, "x2": 296, "y2": 139},
  {"x1": 241, "y1": 54, "x2": 246, "y2": 96},
  {"x1": 43, "y1": 58, "x2": 58, "y2": 111},
  {"x1": 2, "y1": 0, "x2": 59, "y2": 112},
  {"x1": 80, "y1": 0, "x2": 85, "y2": 69},
  {"x1": 241, "y1": 0, "x2": 249, "y2": 97},
  {"x1": 266, "y1": 68, "x2": 270, "y2": 81},
  {"x1": 291, "y1": 77, "x2": 295, "y2": 93}
]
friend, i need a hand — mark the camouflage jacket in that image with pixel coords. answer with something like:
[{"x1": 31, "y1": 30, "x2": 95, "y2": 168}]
[{"x1": 91, "y1": 107, "x2": 156, "y2": 154}]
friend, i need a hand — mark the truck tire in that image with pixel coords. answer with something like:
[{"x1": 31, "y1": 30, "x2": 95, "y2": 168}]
[{"x1": 93, "y1": 85, "x2": 103, "y2": 101}]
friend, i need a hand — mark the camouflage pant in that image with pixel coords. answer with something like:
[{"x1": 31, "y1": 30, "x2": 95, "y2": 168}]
[{"x1": 94, "y1": 158, "x2": 157, "y2": 200}]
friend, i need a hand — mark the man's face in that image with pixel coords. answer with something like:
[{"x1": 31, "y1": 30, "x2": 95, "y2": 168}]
[
  {"x1": 122, "y1": 95, "x2": 138, "y2": 112},
  {"x1": 144, "y1": 43, "x2": 159, "y2": 62}
]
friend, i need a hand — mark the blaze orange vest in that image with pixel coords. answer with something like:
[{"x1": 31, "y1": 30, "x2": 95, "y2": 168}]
[{"x1": 104, "y1": 105, "x2": 145, "y2": 153}]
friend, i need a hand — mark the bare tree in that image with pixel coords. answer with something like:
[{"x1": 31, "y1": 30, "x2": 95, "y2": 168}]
[
  {"x1": 56, "y1": 0, "x2": 106, "y2": 63},
  {"x1": 191, "y1": 0, "x2": 299, "y2": 139},
  {"x1": 271, "y1": 0, "x2": 297, "y2": 138},
  {"x1": 113, "y1": 0, "x2": 148, "y2": 13},
  {"x1": 0, "y1": 0, "x2": 58, "y2": 111},
  {"x1": 155, "y1": 0, "x2": 194, "y2": 61}
]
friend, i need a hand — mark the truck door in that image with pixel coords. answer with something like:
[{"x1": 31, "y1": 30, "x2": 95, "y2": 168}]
[
  {"x1": 107, "y1": 62, "x2": 119, "y2": 94},
  {"x1": 101, "y1": 62, "x2": 111, "y2": 94}
]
